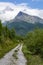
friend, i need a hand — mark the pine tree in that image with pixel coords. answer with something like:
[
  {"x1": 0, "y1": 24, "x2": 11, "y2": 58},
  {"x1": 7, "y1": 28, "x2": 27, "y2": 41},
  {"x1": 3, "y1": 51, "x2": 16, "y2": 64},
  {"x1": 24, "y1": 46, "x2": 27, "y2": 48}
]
[{"x1": 0, "y1": 20, "x2": 2, "y2": 35}]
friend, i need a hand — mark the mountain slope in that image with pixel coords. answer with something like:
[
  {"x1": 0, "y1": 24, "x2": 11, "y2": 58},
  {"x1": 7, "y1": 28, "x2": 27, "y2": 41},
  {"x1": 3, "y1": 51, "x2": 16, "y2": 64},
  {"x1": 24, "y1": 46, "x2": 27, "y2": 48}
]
[
  {"x1": 4, "y1": 11, "x2": 43, "y2": 35},
  {"x1": 7, "y1": 21, "x2": 35, "y2": 35},
  {"x1": 14, "y1": 11, "x2": 43, "y2": 23}
]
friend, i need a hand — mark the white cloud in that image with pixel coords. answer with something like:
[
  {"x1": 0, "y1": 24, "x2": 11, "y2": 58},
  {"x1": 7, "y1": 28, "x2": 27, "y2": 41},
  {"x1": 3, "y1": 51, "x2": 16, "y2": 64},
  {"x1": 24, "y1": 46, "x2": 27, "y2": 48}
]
[{"x1": 0, "y1": 2, "x2": 43, "y2": 23}]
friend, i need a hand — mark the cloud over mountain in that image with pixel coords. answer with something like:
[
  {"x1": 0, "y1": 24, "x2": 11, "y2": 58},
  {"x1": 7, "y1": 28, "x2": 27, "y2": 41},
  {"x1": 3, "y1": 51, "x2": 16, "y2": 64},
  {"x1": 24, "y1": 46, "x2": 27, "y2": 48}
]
[{"x1": 0, "y1": 2, "x2": 43, "y2": 23}]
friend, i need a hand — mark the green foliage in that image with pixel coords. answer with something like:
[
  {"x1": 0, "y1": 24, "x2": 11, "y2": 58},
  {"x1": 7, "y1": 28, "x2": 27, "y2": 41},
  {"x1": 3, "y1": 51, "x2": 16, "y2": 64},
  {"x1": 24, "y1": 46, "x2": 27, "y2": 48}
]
[
  {"x1": 22, "y1": 28, "x2": 43, "y2": 65},
  {"x1": 9, "y1": 29, "x2": 15, "y2": 39},
  {"x1": 24, "y1": 28, "x2": 43, "y2": 57},
  {"x1": 0, "y1": 21, "x2": 19, "y2": 58},
  {"x1": 0, "y1": 20, "x2": 2, "y2": 35},
  {"x1": 0, "y1": 21, "x2": 16, "y2": 41}
]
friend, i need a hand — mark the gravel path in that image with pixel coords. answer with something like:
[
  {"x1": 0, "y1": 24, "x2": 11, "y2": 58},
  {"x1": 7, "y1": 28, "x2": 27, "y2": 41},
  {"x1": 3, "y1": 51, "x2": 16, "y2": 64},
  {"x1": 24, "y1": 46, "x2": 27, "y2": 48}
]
[{"x1": 0, "y1": 44, "x2": 27, "y2": 65}]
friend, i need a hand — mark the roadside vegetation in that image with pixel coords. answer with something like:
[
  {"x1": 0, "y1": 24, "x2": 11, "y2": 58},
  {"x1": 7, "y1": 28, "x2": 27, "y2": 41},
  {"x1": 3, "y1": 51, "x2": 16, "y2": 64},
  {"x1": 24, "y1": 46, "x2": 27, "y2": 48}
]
[
  {"x1": 0, "y1": 20, "x2": 20, "y2": 58},
  {"x1": 23, "y1": 28, "x2": 43, "y2": 65},
  {"x1": 0, "y1": 19, "x2": 43, "y2": 65}
]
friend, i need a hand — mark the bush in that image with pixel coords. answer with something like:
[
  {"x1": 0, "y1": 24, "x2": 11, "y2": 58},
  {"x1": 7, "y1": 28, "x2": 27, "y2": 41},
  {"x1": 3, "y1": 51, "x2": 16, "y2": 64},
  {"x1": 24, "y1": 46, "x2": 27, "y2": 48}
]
[{"x1": 24, "y1": 28, "x2": 43, "y2": 57}]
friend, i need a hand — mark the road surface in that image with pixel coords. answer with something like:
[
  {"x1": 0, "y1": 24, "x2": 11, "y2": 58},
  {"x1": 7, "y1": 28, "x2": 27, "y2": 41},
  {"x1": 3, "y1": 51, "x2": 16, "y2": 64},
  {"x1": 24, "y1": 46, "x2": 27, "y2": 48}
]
[{"x1": 0, "y1": 44, "x2": 27, "y2": 65}]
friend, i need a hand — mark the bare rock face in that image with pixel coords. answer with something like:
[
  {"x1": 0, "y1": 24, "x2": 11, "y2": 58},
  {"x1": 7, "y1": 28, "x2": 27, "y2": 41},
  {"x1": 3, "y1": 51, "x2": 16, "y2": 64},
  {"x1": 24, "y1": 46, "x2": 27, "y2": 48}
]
[{"x1": 14, "y1": 11, "x2": 43, "y2": 24}]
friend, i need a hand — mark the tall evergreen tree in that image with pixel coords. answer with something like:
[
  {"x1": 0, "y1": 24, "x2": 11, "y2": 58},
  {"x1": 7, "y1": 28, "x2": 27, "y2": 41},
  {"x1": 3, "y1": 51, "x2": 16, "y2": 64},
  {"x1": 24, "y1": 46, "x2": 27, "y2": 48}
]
[{"x1": 0, "y1": 20, "x2": 2, "y2": 35}]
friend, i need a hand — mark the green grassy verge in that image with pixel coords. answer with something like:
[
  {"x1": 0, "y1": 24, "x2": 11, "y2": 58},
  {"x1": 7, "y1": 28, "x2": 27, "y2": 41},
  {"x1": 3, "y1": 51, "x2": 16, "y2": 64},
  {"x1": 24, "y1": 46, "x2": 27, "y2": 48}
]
[
  {"x1": 22, "y1": 45, "x2": 43, "y2": 65},
  {"x1": 0, "y1": 39, "x2": 18, "y2": 58}
]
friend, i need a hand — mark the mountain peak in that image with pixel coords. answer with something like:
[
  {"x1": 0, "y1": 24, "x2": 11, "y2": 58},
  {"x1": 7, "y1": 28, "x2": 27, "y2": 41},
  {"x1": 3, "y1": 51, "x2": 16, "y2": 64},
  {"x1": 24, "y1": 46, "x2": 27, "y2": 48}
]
[
  {"x1": 17, "y1": 11, "x2": 29, "y2": 16},
  {"x1": 14, "y1": 11, "x2": 43, "y2": 24},
  {"x1": 17, "y1": 11, "x2": 24, "y2": 16}
]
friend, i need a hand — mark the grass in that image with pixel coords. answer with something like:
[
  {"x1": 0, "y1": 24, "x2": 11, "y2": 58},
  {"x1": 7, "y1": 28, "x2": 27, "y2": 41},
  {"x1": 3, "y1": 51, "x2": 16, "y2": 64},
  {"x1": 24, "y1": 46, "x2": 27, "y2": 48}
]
[
  {"x1": 0, "y1": 39, "x2": 18, "y2": 58},
  {"x1": 22, "y1": 45, "x2": 43, "y2": 65}
]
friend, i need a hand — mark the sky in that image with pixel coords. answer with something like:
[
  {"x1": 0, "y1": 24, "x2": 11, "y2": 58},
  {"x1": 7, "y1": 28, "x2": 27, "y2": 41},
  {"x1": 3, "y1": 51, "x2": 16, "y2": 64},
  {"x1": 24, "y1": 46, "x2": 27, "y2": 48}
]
[
  {"x1": 0, "y1": 0, "x2": 43, "y2": 22},
  {"x1": 0, "y1": 0, "x2": 43, "y2": 9}
]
